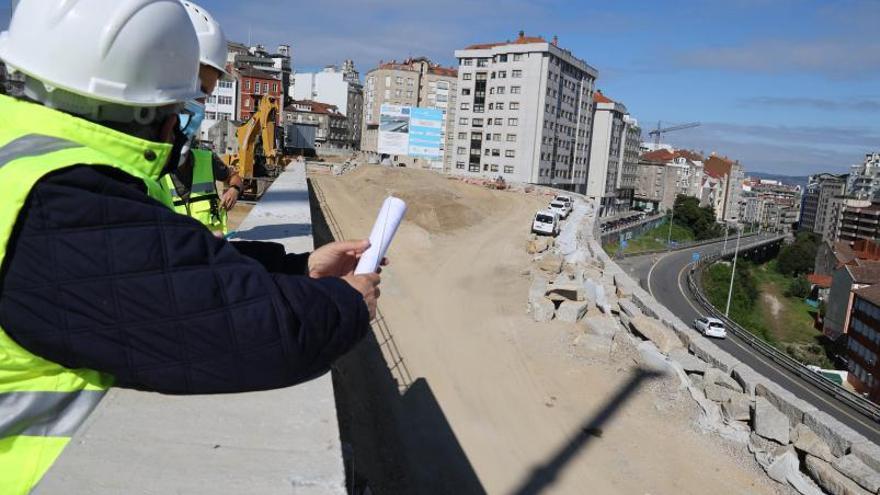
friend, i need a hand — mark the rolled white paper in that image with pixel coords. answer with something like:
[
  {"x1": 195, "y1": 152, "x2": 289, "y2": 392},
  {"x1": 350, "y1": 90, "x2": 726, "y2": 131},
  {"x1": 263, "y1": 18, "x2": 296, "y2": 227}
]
[{"x1": 355, "y1": 196, "x2": 407, "y2": 275}]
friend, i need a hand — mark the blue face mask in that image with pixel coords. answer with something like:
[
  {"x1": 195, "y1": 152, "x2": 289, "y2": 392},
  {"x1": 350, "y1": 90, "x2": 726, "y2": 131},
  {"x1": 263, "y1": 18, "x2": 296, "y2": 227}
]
[{"x1": 179, "y1": 100, "x2": 206, "y2": 140}]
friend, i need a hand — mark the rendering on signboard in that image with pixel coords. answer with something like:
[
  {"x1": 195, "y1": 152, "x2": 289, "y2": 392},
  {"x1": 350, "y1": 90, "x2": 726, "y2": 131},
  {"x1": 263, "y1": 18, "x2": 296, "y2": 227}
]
[{"x1": 378, "y1": 104, "x2": 443, "y2": 159}]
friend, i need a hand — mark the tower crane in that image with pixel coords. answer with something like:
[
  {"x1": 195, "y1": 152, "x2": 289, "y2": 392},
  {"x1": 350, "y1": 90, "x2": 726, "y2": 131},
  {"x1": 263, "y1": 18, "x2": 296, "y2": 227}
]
[{"x1": 648, "y1": 121, "x2": 701, "y2": 146}]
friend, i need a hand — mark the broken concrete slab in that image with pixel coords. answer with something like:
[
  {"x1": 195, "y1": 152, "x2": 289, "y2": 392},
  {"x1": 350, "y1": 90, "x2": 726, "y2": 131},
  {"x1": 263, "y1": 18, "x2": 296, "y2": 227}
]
[
  {"x1": 754, "y1": 397, "x2": 791, "y2": 445},
  {"x1": 537, "y1": 254, "x2": 564, "y2": 274},
  {"x1": 851, "y1": 441, "x2": 880, "y2": 474},
  {"x1": 532, "y1": 297, "x2": 555, "y2": 323},
  {"x1": 556, "y1": 300, "x2": 589, "y2": 323},
  {"x1": 705, "y1": 383, "x2": 740, "y2": 403},
  {"x1": 792, "y1": 423, "x2": 835, "y2": 463},
  {"x1": 833, "y1": 454, "x2": 880, "y2": 493},
  {"x1": 765, "y1": 445, "x2": 825, "y2": 495},
  {"x1": 705, "y1": 367, "x2": 744, "y2": 393},
  {"x1": 806, "y1": 456, "x2": 872, "y2": 495},
  {"x1": 636, "y1": 341, "x2": 674, "y2": 376},
  {"x1": 528, "y1": 276, "x2": 549, "y2": 308},
  {"x1": 581, "y1": 316, "x2": 619, "y2": 338},
  {"x1": 756, "y1": 382, "x2": 817, "y2": 427},
  {"x1": 688, "y1": 334, "x2": 741, "y2": 373},
  {"x1": 731, "y1": 364, "x2": 765, "y2": 398},
  {"x1": 804, "y1": 409, "x2": 863, "y2": 457},
  {"x1": 617, "y1": 299, "x2": 641, "y2": 319},
  {"x1": 668, "y1": 348, "x2": 708, "y2": 374},
  {"x1": 630, "y1": 315, "x2": 684, "y2": 354},
  {"x1": 546, "y1": 281, "x2": 585, "y2": 302},
  {"x1": 721, "y1": 394, "x2": 752, "y2": 422}
]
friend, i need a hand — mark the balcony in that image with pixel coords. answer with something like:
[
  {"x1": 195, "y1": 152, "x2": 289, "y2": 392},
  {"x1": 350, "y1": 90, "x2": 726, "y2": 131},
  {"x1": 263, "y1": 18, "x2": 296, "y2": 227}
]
[{"x1": 34, "y1": 166, "x2": 346, "y2": 495}]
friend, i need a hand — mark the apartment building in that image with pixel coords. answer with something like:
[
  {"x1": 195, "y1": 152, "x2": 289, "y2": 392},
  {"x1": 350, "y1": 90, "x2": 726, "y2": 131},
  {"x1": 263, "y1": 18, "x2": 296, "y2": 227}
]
[
  {"x1": 232, "y1": 44, "x2": 292, "y2": 103},
  {"x1": 800, "y1": 173, "x2": 848, "y2": 236},
  {"x1": 451, "y1": 32, "x2": 598, "y2": 191},
  {"x1": 585, "y1": 91, "x2": 640, "y2": 216},
  {"x1": 284, "y1": 100, "x2": 348, "y2": 149},
  {"x1": 704, "y1": 154, "x2": 745, "y2": 223},
  {"x1": 237, "y1": 67, "x2": 283, "y2": 123},
  {"x1": 847, "y1": 284, "x2": 880, "y2": 400},
  {"x1": 292, "y1": 61, "x2": 364, "y2": 149},
  {"x1": 362, "y1": 57, "x2": 457, "y2": 169},
  {"x1": 633, "y1": 149, "x2": 703, "y2": 212},
  {"x1": 849, "y1": 153, "x2": 880, "y2": 200},
  {"x1": 199, "y1": 73, "x2": 238, "y2": 143}
]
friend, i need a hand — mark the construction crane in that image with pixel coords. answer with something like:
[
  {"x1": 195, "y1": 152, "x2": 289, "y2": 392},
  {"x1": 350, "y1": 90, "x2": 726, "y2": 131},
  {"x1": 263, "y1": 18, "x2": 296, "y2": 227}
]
[
  {"x1": 222, "y1": 94, "x2": 285, "y2": 200},
  {"x1": 648, "y1": 121, "x2": 700, "y2": 146}
]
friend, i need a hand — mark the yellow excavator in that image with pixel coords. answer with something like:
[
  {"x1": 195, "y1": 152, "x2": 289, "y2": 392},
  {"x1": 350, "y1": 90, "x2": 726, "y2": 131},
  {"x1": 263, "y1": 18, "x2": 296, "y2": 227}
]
[{"x1": 222, "y1": 94, "x2": 285, "y2": 200}]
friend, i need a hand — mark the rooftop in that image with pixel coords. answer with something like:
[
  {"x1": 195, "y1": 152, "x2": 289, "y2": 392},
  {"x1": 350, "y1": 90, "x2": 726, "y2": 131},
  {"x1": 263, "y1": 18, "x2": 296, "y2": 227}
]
[
  {"x1": 465, "y1": 32, "x2": 547, "y2": 50},
  {"x1": 374, "y1": 57, "x2": 457, "y2": 78},
  {"x1": 593, "y1": 91, "x2": 613, "y2": 104},
  {"x1": 855, "y1": 284, "x2": 880, "y2": 307},
  {"x1": 640, "y1": 149, "x2": 676, "y2": 163},
  {"x1": 704, "y1": 155, "x2": 740, "y2": 179},
  {"x1": 846, "y1": 260, "x2": 880, "y2": 284},
  {"x1": 286, "y1": 100, "x2": 343, "y2": 116},
  {"x1": 833, "y1": 239, "x2": 880, "y2": 267},
  {"x1": 807, "y1": 273, "x2": 833, "y2": 289}
]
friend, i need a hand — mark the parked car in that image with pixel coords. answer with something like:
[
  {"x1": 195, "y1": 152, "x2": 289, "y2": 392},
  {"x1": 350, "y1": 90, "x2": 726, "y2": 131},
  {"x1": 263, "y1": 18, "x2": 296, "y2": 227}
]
[
  {"x1": 549, "y1": 200, "x2": 570, "y2": 219},
  {"x1": 532, "y1": 210, "x2": 561, "y2": 236},
  {"x1": 554, "y1": 195, "x2": 573, "y2": 209},
  {"x1": 694, "y1": 317, "x2": 727, "y2": 339}
]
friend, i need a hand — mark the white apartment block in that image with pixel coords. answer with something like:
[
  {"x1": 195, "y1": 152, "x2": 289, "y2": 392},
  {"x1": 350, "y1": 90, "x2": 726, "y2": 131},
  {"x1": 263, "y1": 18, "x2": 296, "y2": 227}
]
[
  {"x1": 585, "y1": 91, "x2": 641, "y2": 216},
  {"x1": 199, "y1": 75, "x2": 238, "y2": 143},
  {"x1": 451, "y1": 33, "x2": 598, "y2": 191},
  {"x1": 292, "y1": 62, "x2": 364, "y2": 149}
]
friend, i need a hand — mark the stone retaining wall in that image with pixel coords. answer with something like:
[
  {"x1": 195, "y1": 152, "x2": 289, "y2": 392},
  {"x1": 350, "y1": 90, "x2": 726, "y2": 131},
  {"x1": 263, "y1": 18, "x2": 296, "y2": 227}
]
[{"x1": 526, "y1": 197, "x2": 880, "y2": 495}]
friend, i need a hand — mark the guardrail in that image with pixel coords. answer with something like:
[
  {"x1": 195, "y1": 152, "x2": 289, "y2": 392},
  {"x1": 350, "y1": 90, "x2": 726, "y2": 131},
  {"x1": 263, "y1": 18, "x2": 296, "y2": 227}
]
[
  {"x1": 687, "y1": 250, "x2": 880, "y2": 423},
  {"x1": 612, "y1": 231, "x2": 764, "y2": 259}
]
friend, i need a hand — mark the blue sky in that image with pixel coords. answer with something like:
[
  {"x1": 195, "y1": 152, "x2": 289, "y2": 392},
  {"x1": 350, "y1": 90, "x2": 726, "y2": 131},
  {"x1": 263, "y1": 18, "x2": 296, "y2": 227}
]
[{"x1": 2, "y1": 0, "x2": 878, "y2": 176}]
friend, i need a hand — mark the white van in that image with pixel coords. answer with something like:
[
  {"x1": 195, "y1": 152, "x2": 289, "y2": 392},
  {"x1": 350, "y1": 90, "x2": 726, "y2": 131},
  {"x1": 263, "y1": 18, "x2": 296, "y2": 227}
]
[
  {"x1": 554, "y1": 195, "x2": 573, "y2": 209},
  {"x1": 549, "y1": 200, "x2": 570, "y2": 219},
  {"x1": 532, "y1": 210, "x2": 560, "y2": 236}
]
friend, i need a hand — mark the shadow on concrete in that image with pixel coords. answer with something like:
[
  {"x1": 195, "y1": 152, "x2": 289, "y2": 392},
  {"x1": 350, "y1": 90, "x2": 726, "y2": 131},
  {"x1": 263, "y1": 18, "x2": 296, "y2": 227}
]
[
  {"x1": 308, "y1": 179, "x2": 485, "y2": 494},
  {"x1": 233, "y1": 223, "x2": 312, "y2": 241},
  {"x1": 258, "y1": 189, "x2": 310, "y2": 204},
  {"x1": 509, "y1": 369, "x2": 661, "y2": 495}
]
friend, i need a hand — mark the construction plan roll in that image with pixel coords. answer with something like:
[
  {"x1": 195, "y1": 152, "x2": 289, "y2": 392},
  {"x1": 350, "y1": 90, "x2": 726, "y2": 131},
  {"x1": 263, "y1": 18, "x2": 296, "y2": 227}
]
[{"x1": 355, "y1": 196, "x2": 407, "y2": 275}]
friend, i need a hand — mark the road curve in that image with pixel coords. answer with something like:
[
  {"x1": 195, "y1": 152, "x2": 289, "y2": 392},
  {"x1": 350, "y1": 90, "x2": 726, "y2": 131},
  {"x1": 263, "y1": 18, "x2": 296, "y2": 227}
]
[{"x1": 619, "y1": 235, "x2": 880, "y2": 445}]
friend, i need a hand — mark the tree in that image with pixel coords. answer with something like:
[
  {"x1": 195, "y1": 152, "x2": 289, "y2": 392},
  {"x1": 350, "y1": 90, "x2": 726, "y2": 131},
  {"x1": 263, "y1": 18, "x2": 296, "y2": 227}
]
[
  {"x1": 777, "y1": 232, "x2": 820, "y2": 276},
  {"x1": 673, "y1": 195, "x2": 722, "y2": 240},
  {"x1": 786, "y1": 276, "x2": 811, "y2": 299}
]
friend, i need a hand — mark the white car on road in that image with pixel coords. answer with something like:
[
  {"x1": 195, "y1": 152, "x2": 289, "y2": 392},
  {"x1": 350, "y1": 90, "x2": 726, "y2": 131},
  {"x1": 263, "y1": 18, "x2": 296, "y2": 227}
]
[
  {"x1": 532, "y1": 210, "x2": 561, "y2": 236},
  {"x1": 694, "y1": 317, "x2": 727, "y2": 339},
  {"x1": 554, "y1": 195, "x2": 573, "y2": 209},
  {"x1": 549, "y1": 200, "x2": 570, "y2": 219}
]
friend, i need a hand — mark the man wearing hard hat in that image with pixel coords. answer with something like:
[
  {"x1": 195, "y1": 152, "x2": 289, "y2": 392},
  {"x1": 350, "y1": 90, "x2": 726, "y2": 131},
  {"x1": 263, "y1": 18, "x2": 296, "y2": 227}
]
[{"x1": 0, "y1": 2, "x2": 380, "y2": 493}]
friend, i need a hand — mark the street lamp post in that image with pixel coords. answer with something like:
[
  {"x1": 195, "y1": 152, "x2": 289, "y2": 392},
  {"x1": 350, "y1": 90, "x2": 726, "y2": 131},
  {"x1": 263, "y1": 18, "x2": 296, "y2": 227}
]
[
  {"x1": 666, "y1": 207, "x2": 675, "y2": 251},
  {"x1": 725, "y1": 227, "x2": 743, "y2": 317}
]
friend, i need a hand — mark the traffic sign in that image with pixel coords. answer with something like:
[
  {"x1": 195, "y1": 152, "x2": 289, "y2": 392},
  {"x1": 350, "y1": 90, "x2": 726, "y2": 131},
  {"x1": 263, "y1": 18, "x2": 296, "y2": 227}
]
[{"x1": 692, "y1": 252, "x2": 701, "y2": 263}]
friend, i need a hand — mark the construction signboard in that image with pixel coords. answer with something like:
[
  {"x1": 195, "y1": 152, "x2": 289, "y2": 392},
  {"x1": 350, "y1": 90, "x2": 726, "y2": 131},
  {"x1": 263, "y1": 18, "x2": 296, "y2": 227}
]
[{"x1": 378, "y1": 104, "x2": 443, "y2": 159}]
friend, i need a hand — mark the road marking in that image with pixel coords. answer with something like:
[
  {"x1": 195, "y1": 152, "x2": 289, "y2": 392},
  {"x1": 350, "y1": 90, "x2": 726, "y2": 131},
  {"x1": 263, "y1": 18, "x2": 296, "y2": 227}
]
[{"x1": 673, "y1": 259, "x2": 880, "y2": 432}]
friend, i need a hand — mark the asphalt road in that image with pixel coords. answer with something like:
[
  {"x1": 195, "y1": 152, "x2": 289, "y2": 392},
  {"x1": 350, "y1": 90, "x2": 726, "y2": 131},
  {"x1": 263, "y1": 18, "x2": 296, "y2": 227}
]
[{"x1": 617, "y1": 236, "x2": 880, "y2": 444}]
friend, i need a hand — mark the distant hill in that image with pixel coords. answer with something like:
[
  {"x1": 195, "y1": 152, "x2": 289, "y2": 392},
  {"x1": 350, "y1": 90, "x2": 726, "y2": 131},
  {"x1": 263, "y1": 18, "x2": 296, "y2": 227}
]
[{"x1": 747, "y1": 171, "x2": 809, "y2": 190}]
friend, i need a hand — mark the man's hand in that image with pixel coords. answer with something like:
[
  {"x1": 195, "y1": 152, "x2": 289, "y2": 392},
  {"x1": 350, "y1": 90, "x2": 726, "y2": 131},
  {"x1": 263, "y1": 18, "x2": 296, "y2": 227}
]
[
  {"x1": 221, "y1": 187, "x2": 239, "y2": 211},
  {"x1": 308, "y1": 239, "x2": 388, "y2": 279},
  {"x1": 342, "y1": 273, "x2": 381, "y2": 320}
]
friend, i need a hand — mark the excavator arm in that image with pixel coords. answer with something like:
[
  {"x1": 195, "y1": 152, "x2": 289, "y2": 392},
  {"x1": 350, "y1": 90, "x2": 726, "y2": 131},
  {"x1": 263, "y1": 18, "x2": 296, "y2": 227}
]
[{"x1": 222, "y1": 94, "x2": 283, "y2": 199}]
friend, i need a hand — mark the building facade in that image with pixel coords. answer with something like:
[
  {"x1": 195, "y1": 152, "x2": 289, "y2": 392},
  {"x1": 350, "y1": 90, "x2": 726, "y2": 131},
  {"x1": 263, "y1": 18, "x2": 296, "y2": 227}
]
[
  {"x1": 362, "y1": 57, "x2": 457, "y2": 169},
  {"x1": 292, "y1": 61, "x2": 364, "y2": 149},
  {"x1": 849, "y1": 153, "x2": 880, "y2": 201},
  {"x1": 704, "y1": 155, "x2": 744, "y2": 224},
  {"x1": 585, "y1": 91, "x2": 640, "y2": 216},
  {"x1": 199, "y1": 73, "x2": 238, "y2": 143},
  {"x1": 284, "y1": 100, "x2": 348, "y2": 149},
  {"x1": 237, "y1": 67, "x2": 283, "y2": 124},
  {"x1": 800, "y1": 173, "x2": 848, "y2": 236},
  {"x1": 233, "y1": 44, "x2": 292, "y2": 103},
  {"x1": 451, "y1": 33, "x2": 598, "y2": 191},
  {"x1": 847, "y1": 285, "x2": 880, "y2": 401}
]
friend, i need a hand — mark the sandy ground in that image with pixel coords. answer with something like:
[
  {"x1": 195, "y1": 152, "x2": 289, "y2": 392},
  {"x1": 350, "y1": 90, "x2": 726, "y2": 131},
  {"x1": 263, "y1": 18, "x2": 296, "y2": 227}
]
[{"x1": 315, "y1": 166, "x2": 785, "y2": 495}]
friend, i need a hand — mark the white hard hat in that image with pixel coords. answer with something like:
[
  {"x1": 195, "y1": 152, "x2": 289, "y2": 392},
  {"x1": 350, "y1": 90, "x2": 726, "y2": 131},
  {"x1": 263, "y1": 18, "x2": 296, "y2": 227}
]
[
  {"x1": 0, "y1": 0, "x2": 202, "y2": 106},
  {"x1": 181, "y1": 1, "x2": 228, "y2": 76}
]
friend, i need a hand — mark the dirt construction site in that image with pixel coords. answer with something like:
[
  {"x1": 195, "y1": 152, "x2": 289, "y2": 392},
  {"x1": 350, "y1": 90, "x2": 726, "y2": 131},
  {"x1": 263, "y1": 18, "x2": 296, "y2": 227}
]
[{"x1": 310, "y1": 165, "x2": 790, "y2": 494}]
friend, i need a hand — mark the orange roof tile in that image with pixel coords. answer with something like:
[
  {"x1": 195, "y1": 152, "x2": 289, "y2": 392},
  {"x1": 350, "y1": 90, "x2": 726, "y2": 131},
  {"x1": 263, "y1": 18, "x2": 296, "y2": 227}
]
[
  {"x1": 593, "y1": 91, "x2": 613, "y2": 104},
  {"x1": 641, "y1": 149, "x2": 675, "y2": 163},
  {"x1": 807, "y1": 274, "x2": 832, "y2": 288},
  {"x1": 466, "y1": 35, "x2": 547, "y2": 50}
]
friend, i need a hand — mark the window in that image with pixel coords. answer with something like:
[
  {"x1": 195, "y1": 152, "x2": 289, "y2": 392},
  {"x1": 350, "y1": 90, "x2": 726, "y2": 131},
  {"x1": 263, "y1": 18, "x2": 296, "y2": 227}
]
[
  {"x1": 406, "y1": 91, "x2": 413, "y2": 98},
  {"x1": 206, "y1": 111, "x2": 216, "y2": 120},
  {"x1": 496, "y1": 103, "x2": 504, "y2": 110},
  {"x1": 384, "y1": 89, "x2": 391, "y2": 99},
  {"x1": 218, "y1": 96, "x2": 233, "y2": 105},
  {"x1": 462, "y1": 88, "x2": 471, "y2": 95},
  {"x1": 508, "y1": 118, "x2": 519, "y2": 126},
  {"x1": 498, "y1": 54, "x2": 508, "y2": 62},
  {"x1": 507, "y1": 134, "x2": 517, "y2": 142},
  {"x1": 385, "y1": 76, "x2": 391, "y2": 86},
  {"x1": 492, "y1": 149, "x2": 500, "y2": 157},
  {"x1": 458, "y1": 132, "x2": 467, "y2": 139},
  {"x1": 254, "y1": 83, "x2": 261, "y2": 94},
  {"x1": 244, "y1": 98, "x2": 251, "y2": 108},
  {"x1": 494, "y1": 118, "x2": 503, "y2": 125},
  {"x1": 245, "y1": 80, "x2": 251, "y2": 90},
  {"x1": 496, "y1": 86, "x2": 505, "y2": 95},
  {"x1": 485, "y1": 134, "x2": 492, "y2": 141},
  {"x1": 396, "y1": 76, "x2": 403, "y2": 85},
  {"x1": 504, "y1": 165, "x2": 514, "y2": 174},
  {"x1": 263, "y1": 83, "x2": 269, "y2": 93},
  {"x1": 472, "y1": 118, "x2": 483, "y2": 127},
  {"x1": 488, "y1": 103, "x2": 494, "y2": 110},
  {"x1": 457, "y1": 147, "x2": 466, "y2": 155},
  {"x1": 498, "y1": 71, "x2": 507, "y2": 79},
  {"x1": 463, "y1": 73, "x2": 472, "y2": 81},
  {"x1": 473, "y1": 104, "x2": 484, "y2": 113},
  {"x1": 459, "y1": 117, "x2": 468, "y2": 125},
  {"x1": 471, "y1": 132, "x2": 482, "y2": 140},
  {"x1": 463, "y1": 59, "x2": 473, "y2": 66},
  {"x1": 469, "y1": 164, "x2": 480, "y2": 172},
  {"x1": 475, "y1": 72, "x2": 487, "y2": 81},
  {"x1": 505, "y1": 150, "x2": 516, "y2": 158},
  {"x1": 437, "y1": 81, "x2": 449, "y2": 90},
  {"x1": 407, "y1": 78, "x2": 414, "y2": 86},
  {"x1": 512, "y1": 70, "x2": 522, "y2": 78},
  {"x1": 510, "y1": 86, "x2": 521, "y2": 94},
  {"x1": 457, "y1": 161, "x2": 466, "y2": 169},
  {"x1": 490, "y1": 164, "x2": 499, "y2": 172},
  {"x1": 477, "y1": 58, "x2": 489, "y2": 67},
  {"x1": 513, "y1": 54, "x2": 523, "y2": 61},
  {"x1": 273, "y1": 82, "x2": 278, "y2": 92},
  {"x1": 510, "y1": 102, "x2": 520, "y2": 110}
]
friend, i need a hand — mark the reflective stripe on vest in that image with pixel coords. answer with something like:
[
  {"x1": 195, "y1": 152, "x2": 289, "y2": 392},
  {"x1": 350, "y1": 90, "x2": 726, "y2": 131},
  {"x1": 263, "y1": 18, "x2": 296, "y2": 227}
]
[
  {"x1": 0, "y1": 94, "x2": 174, "y2": 494},
  {"x1": 161, "y1": 149, "x2": 228, "y2": 234}
]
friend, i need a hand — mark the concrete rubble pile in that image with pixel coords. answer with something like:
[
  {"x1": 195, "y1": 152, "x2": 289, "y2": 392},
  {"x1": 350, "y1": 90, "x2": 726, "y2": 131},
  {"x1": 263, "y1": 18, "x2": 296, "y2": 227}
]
[{"x1": 524, "y1": 197, "x2": 880, "y2": 495}]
